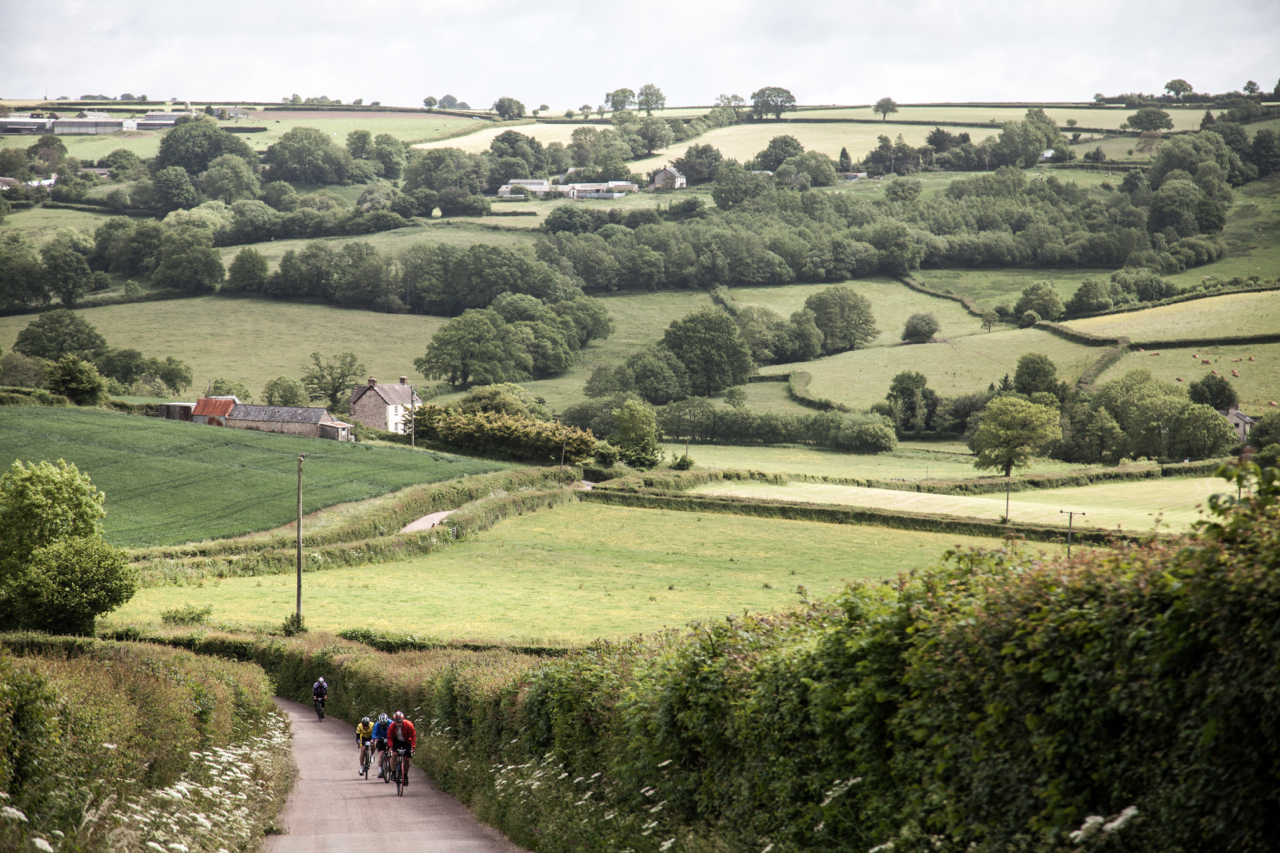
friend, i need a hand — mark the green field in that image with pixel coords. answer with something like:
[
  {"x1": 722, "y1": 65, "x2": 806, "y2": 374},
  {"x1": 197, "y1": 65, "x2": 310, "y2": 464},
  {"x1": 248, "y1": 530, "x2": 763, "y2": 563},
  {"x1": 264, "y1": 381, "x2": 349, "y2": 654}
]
[
  {"x1": 107, "y1": 500, "x2": 1049, "y2": 643},
  {"x1": 758, "y1": 326, "x2": 1100, "y2": 410},
  {"x1": 795, "y1": 104, "x2": 1208, "y2": 132},
  {"x1": 1063, "y1": 290, "x2": 1280, "y2": 341},
  {"x1": 0, "y1": 205, "x2": 120, "y2": 247},
  {"x1": 1168, "y1": 172, "x2": 1280, "y2": 289},
  {"x1": 0, "y1": 407, "x2": 508, "y2": 547},
  {"x1": 0, "y1": 109, "x2": 476, "y2": 163},
  {"x1": 661, "y1": 441, "x2": 1120, "y2": 480},
  {"x1": 692, "y1": 476, "x2": 1226, "y2": 532},
  {"x1": 912, "y1": 268, "x2": 1108, "y2": 311},
  {"x1": 730, "y1": 278, "x2": 986, "y2": 343},
  {"x1": 1097, "y1": 342, "x2": 1280, "y2": 410},
  {"x1": 0, "y1": 296, "x2": 447, "y2": 398}
]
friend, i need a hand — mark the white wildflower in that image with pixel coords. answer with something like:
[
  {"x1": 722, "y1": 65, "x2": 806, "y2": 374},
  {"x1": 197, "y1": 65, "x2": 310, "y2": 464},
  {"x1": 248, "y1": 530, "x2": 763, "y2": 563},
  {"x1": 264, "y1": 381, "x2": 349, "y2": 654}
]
[
  {"x1": 660, "y1": 840, "x2": 676, "y2": 852},
  {"x1": 102, "y1": 743, "x2": 117, "y2": 749},
  {"x1": 32, "y1": 838, "x2": 54, "y2": 853},
  {"x1": 649, "y1": 800, "x2": 666, "y2": 814},
  {"x1": 168, "y1": 843, "x2": 190, "y2": 853},
  {"x1": 1069, "y1": 815, "x2": 1105, "y2": 843},
  {"x1": 1, "y1": 806, "x2": 27, "y2": 822},
  {"x1": 657, "y1": 759, "x2": 673, "y2": 768},
  {"x1": 1103, "y1": 806, "x2": 1138, "y2": 834},
  {"x1": 762, "y1": 845, "x2": 775, "y2": 853},
  {"x1": 146, "y1": 843, "x2": 167, "y2": 852},
  {"x1": 869, "y1": 843, "x2": 895, "y2": 853}
]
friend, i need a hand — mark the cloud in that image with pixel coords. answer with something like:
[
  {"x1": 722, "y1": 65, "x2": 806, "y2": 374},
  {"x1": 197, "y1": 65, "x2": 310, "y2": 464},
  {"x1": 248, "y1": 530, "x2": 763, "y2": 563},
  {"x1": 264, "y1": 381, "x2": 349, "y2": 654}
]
[{"x1": 3, "y1": 0, "x2": 1276, "y2": 107}]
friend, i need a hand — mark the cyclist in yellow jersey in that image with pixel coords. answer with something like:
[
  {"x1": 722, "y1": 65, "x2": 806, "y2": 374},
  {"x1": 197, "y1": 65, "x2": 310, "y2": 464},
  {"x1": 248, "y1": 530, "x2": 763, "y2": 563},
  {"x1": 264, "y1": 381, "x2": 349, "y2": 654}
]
[{"x1": 356, "y1": 716, "x2": 375, "y2": 775}]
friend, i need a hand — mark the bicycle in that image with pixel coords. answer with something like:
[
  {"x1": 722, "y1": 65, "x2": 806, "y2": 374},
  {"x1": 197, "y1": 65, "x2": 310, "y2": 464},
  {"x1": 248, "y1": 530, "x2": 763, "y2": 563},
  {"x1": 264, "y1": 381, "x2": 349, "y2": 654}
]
[
  {"x1": 314, "y1": 696, "x2": 325, "y2": 721},
  {"x1": 360, "y1": 740, "x2": 372, "y2": 779},
  {"x1": 392, "y1": 746, "x2": 410, "y2": 796}
]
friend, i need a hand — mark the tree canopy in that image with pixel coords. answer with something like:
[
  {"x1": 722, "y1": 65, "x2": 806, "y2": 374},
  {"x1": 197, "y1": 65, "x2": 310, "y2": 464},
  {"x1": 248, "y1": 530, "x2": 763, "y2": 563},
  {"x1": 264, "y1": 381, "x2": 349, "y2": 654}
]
[
  {"x1": 301, "y1": 351, "x2": 365, "y2": 411},
  {"x1": 874, "y1": 97, "x2": 899, "y2": 121},
  {"x1": 14, "y1": 310, "x2": 107, "y2": 362},
  {"x1": 750, "y1": 87, "x2": 797, "y2": 120},
  {"x1": 662, "y1": 308, "x2": 755, "y2": 396},
  {"x1": 969, "y1": 397, "x2": 1062, "y2": 478}
]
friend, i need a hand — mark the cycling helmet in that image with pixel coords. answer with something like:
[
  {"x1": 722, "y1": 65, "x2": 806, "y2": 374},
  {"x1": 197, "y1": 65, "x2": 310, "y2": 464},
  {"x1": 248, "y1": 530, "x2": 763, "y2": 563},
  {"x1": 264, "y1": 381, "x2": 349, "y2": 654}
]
[
  {"x1": 361, "y1": 716, "x2": 370, "y2": 724},
  {"x1": 318, "y1": 676, "x2": 326, "y2": 683},
  {"x1": 378, "y1": 713, "x2": 388, "y2": 723},
  {"x1": 393, "y1": 711, "x2": 404, "y2": 721}
]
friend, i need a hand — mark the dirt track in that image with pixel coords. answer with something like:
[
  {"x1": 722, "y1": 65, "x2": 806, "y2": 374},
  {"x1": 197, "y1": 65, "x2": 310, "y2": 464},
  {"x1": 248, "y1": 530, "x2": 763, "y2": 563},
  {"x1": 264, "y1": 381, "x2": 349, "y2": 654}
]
[{"x1": 267, "y1": 698, "x2": 527, "y2": 853}]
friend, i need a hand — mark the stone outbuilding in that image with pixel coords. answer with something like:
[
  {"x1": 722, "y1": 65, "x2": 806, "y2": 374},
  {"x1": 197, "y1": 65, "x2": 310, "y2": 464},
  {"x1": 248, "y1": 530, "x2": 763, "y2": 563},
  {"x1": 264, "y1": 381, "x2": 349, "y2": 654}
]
[
  {"x1": 227, "y1": 403, "x2": 353, "y2": 441},
  {"x1": 192, "y1": 396, "x2": 238, "y2": 426},
  {"x1": 349, "y1": 377, "x2": 421, "y2": 435},
  {"x1": 650, "y1": 166, "x2": 686, "y2": 190}
]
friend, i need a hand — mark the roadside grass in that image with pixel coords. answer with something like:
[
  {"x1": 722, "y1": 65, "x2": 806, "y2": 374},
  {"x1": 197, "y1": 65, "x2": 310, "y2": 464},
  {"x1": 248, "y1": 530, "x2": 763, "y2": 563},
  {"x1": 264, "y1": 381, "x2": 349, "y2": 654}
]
[
  {"x1": 728, "y1": 277, "x2": 986, "y2": 343},
  {"x1": 691, "y1": 476, "x2": 1226, "y2": 532},
  {"x1": 1098, "y1": 341, "x2": 1280, "y2": 410},
  {"x1": 0, "y1": 406, "x2": 507, "y2": 547},
  {"x1": 911, "y1": 268, "x2": 1108, "y2": 311},
  {"x1": 661, "y1": 442, "x2": 1124, "y2": 480},
  {"x1": 106, "y1": 500, "x2": 1051, "y2": 644},
  {"x1": 757, "y1": 327, "x2": 1100, "y2": 409},
  {"x1": 0, "y1": 295, "x2": 447, "y2": 395},
  {"x1": 1062, "y1": 290, "x2": 1280, "y2": 341},
  {"x1": 1167, "y1": 172, "x2": 1280, "y2": 289}
]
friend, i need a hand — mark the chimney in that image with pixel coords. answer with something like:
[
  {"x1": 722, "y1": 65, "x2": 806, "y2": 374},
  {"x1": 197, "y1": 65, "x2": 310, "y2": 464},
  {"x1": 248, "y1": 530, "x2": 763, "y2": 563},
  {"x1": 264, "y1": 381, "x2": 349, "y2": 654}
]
[
  {"x1": 399, "y1": 376, "x2": 408, "y2": 385},
  {"x1": 367, "y1": 377, "x2": 377, "y2": 387}
]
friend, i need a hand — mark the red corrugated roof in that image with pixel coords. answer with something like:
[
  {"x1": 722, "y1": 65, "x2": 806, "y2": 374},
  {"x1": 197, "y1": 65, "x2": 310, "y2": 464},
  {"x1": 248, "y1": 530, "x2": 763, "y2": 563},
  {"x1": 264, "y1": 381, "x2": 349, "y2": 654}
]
[{"x1": 193, "y1": 397, "x2": 236, "y2": 417}]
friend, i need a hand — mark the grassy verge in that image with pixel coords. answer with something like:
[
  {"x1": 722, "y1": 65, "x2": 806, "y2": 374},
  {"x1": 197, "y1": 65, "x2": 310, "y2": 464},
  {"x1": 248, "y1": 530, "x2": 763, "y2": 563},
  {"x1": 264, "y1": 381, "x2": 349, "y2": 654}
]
[{"x1": 0, "y1": 637, "x2": 290, "y2": 853}]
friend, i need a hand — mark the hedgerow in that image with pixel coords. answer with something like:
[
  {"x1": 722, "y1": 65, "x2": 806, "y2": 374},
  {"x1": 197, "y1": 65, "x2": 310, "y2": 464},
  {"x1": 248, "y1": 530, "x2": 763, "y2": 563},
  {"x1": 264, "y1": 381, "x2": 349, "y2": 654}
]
[{"x1": 0, "y1": 638, "x2": 288, "y2": 853}]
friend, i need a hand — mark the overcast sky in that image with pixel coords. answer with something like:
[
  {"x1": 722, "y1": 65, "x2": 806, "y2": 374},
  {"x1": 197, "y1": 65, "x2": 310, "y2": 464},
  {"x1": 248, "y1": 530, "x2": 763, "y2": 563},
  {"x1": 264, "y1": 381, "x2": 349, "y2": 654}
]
[{"x1": 4, "y1": 0, "x2": 1277, "y2": 108}]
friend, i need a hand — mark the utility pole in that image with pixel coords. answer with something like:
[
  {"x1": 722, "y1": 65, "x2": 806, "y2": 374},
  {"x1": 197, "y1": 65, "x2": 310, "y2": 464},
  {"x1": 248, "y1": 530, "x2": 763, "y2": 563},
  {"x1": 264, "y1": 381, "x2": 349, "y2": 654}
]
[
  {"x1": 296, "y1": 454, "x2": 306, "y2": 620},
  {"x1": 559, "y1": 434, "x2": 567, "y2": 486},
  {"x1": 1060, "y1": 509, "x2": 1085, "y2": 559},
  {"x1": 409, "y1": 386, "x2": 416, "y2": 449}
]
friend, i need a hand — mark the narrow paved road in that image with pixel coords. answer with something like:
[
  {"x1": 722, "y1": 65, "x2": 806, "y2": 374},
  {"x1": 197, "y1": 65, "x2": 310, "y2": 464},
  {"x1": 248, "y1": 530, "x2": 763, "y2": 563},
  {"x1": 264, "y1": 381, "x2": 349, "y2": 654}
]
[{"x1": 267, "y1": 698, "x2": 528, "y2": 853}]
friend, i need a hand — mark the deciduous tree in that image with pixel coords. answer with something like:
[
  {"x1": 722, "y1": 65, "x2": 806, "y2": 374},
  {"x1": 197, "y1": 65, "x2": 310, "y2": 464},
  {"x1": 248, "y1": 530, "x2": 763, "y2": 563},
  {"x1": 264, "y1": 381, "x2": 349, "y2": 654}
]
[
  {"x1": 1188, "y1": 373, "x2": 1238, "y2": 410},
  {"x1": 1129, "y1": 108, "x2": 1174, "y2": 132},
  {"x1": 750, "y1": 87, "x2": 797, "y2": 120},
  {"x1": 662, "y1": 308, "x2": 755, "y2": 396},
  {"x1": 902, "y1": 312, "x2": 939, "y2": 343},
  {"x1": 612, "y1": 398, "x2": 661, "y2": 468},
  {"x1": 969, "y1": 396, "x2": 1062, "y2": 478},
  {"x1": 637, "y1": 84, "x2": 666, "y2": 115},
  {"x1": 44, "y1": 355, "x2": 107, "y2": 405},
  {"x1": 605, "y1": 89, "x2": 636, "y2": 112},
  {"x1": 492, "y1": 97, "x2": 526, "y2": 120},
  {"x1": 14, "y1": 309, "x2": 107, "y2": 361},
  {"x1": 301, "y1": 351, "x2": 365, "y2": 410},
  {"x1": 262, "y1": 376, "x2": 310, "y2": 407},
  {"x1": 874, "y1": 97, "x2": 899, "y2": 121},
  {"x1": 200, "y1": 153, "x2": 260, "y2": 204}
]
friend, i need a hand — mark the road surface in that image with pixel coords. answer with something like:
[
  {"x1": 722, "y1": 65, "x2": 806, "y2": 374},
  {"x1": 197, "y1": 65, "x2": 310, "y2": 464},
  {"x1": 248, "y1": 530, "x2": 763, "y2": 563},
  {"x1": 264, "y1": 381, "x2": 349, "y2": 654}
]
[{"x1": 267, "y1": 698, "x2": 528, "y2": 853}]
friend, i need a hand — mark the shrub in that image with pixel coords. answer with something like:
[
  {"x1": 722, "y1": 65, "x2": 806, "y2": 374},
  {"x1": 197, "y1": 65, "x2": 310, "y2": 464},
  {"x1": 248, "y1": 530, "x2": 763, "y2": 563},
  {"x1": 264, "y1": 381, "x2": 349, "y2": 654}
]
[
  {"x1": 44, "y1": 355, "x2": 107, "y2": 405},
  {"x1": 21, "y1": 537, "x2": 137, "y2": 635},
  {"x1": 1018, "y1": 309, "x2": 1041, "y2": 328},
  {"x1": 160, "y1": 603, "x2": 214, "y2": 626},
  {"x1": 416, "y1": 405, "x2": 596, "y2": 463},
  {"x1": 902, "y1": 312, "x2": 940, "y2": 343}
]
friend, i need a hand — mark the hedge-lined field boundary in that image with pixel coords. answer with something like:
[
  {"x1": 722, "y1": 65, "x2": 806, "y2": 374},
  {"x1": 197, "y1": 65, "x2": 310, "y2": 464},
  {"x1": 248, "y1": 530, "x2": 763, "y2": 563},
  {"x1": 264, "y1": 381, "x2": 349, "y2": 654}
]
[
  {"x1": 1066, "y1": 279, "x2": 1280, "y2": 321},
  {"x1": 129, "y1": 469, "x2": 579, "y2": 586},
  {"x1": 899, "y1": 276, "x2": 984, "y2": 317},
  {"x1": 580, "y1": 487, "x2": 1130, "y2": 543},
  {"x1": 600, "y1": 460, "x2": 1223, "y2": 498},
  {"x1": 787, "y1": 370, "x2": 852, "y2": 412}
]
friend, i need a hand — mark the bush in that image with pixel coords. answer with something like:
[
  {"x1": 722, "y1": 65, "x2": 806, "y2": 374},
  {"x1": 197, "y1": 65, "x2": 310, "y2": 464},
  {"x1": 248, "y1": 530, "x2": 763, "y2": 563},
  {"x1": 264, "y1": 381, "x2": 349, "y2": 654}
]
[
  {"x1": 901, "y1": 312, "x2": 940, "y2": 343},
  {"x1": 160, "y1": 603, "x2": 214, "y2": 626},
  {"x1": 1018, "y1": 309, "x2": 1041, "y2": 328},
  {"x1": 44, "y1": 355, "x2": 107, "y2": 405},
  {"x1": 415, "y1": 405, "x2": 596, "y2": 463},
  {"x1": 671, "y1": 453, "x2": 695, "y2": 470}
]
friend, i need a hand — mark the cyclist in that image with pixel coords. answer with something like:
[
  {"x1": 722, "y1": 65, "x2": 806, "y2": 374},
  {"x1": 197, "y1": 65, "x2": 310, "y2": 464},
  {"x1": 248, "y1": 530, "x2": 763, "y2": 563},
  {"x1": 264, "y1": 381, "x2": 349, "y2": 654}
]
[
  {"x1": 386, "y1": 711, "x2": 416, "y2": 787},
  {"x1": 355, "y1": 716, "x2": 374, "y2": 775},
  {"x1": 371, "y1": 713, "x2": 391, "y2": 779},
  {"x1": 312, "y1": 677, "x2": 328, "y2": 716}
]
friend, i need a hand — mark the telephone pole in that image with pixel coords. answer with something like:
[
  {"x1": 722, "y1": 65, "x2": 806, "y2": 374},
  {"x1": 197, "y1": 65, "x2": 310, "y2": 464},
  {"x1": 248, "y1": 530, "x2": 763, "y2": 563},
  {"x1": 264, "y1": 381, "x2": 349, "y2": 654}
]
[
  {"x1": 1060, "y1": 509, "x2": 1084, "y2": 559},
  {"x1": 296, "y1": 454, "x2": 306, "y2": 619}
]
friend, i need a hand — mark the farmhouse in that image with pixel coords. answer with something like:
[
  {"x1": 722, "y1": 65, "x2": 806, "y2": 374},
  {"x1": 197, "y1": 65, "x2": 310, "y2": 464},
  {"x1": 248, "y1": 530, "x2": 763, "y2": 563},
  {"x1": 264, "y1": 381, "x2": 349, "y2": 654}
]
[
  {"x1": 650, "y1": 166, "x2": 686, "y2": 190},
  {"x1": 349, "y1": 376, "x2": 421, "y2": 435},
  {"x1": 558, "y1": 181, "x2": 639, "y2": 199},
  {"x1": 1220, "y1": 406, "x2": 1256, "y2": 441}
]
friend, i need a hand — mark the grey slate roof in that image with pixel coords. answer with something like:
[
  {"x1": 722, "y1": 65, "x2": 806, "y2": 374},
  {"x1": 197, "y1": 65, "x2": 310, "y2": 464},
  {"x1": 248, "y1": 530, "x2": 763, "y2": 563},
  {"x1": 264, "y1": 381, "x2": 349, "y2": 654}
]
[
  {"x1": 351, "y1": 383, "x2": 419, "y2": 408},
  {"x1": 230, "y1": 404, "x2": 331, "y2": 424}
]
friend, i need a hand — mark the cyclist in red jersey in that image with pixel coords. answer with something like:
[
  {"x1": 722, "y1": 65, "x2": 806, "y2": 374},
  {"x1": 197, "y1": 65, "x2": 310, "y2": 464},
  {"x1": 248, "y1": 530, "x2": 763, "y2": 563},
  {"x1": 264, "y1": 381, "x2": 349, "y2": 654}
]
[{"x1": 387, "y1": 711, "x2": 416, "y2": 786}]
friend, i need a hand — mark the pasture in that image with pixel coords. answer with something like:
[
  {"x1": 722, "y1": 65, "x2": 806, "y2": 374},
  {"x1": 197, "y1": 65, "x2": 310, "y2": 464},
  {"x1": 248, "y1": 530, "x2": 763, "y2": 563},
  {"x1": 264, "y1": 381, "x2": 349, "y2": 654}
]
[
  {"x1": 661, "y1": 441, "x2": 1118, "y2": 480},
  {"x1": 0, "y1": 296, "x2": 447, "y2": 397},
  {"x1": 1062, "y1": 290, "x2": 1280, "y2": 341},
  {"x1": 911, "y1": 268, "x2": 1105, "y2": 311},
  {"x1": 729, "y1": 278, "x2": 986, "y2": 343},
  {"x1": 0, "y1": 109, "x2": 475, "y2": 163},
  {"x1": 796, "y1": 104, "x2": 1208, "y2": 132},
  {"x1": 757, "y1": 326, "x2": 1101, "y2": 410},
  {"x1": 1097, "y1": 341, "x2": 1280, "y2": 410},
  {"x1": 1167, "y1": 171, "x2": 1280, "y2": 289},
  {"x1": 0, "y1": 407, "x2": 507, "y2": 547},
  {"x1": 691, "y1": 475, "x2": 1226, "y2": 531},
  {"x1": 0, "y1": 204, "x2": 118, "y2": 247},
  {"x1": 107, "y1": 500, "x2": 1053, "y2": 644}
]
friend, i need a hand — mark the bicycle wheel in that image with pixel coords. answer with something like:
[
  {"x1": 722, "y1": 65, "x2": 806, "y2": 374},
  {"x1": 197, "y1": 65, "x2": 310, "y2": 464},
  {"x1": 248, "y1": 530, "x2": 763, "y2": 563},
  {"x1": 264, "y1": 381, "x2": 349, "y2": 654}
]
[
  {"x1": 363, "y1": 746, "x2": 371, "y2": 779},
  {"x1": 396, "y1": 756, "x2": 404, "y2": 796}
]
